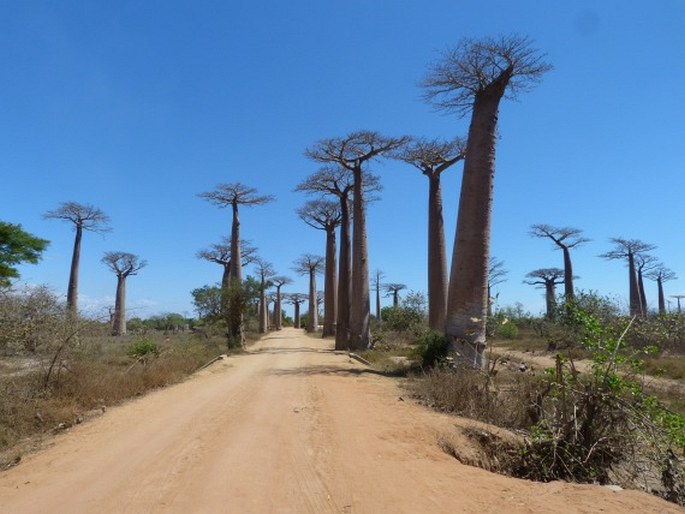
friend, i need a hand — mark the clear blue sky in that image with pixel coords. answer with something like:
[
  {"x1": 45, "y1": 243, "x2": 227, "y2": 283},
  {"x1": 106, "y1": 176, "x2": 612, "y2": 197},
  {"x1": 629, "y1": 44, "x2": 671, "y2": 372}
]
[{"x1": 2, "y1": 1, "x2": 684, "y2": 319}]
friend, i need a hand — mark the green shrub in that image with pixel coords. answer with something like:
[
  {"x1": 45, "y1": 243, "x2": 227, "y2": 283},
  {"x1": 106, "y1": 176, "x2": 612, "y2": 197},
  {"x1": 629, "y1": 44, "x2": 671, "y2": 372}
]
[
  {"x1": 413, "y1": 331, "x2": 448, "y2": 368},
  {"x1": 496, "y1": 321, "x2": 519, "y2": 339},
  {"x1": 126, "y1": 339, "x2": 159, "y2": 359}
]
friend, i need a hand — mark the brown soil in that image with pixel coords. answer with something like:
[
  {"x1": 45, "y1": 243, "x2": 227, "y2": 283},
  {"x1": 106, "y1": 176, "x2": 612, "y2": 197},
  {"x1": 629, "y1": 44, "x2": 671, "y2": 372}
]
[{"x1": 0, "y1": 329, "x2": 681, "y2": 513}]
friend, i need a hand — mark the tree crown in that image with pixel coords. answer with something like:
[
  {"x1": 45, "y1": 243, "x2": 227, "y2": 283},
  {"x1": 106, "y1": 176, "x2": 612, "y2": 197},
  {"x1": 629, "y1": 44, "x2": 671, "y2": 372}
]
[
  {"x1": 393, "y1": 136, "x2": 466, "y2": 176},
  {"x1": 530, "y1": 224, "x2": 590, "y2": 250},
  {"x1": 43, "y1": 201, "x2": 111, "y2": 232},
  {"x1": 422, "y1": 34, "x2": 552, "y2": 117},
  {"x1": 0, "y1": 221, "x2": 50, "y2": 286},
  {"x1": 292, "y1": 254, "x2": 324, "y2": 275},
  {"x1": 197, "y1": 182, "x2": 275, "y2": 208},
  {"x1": 102, "y1": 251, "x2": 146, "y2": 277},
  {"x1": 305, "y1": 131, "x2": 408, "y2": 171},
  {"x1": 297, "y1": 200, "x2": 342, "y2": 231}
]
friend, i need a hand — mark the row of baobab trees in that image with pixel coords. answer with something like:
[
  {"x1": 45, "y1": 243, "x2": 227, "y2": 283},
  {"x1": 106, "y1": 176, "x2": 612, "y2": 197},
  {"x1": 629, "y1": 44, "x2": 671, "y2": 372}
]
[
  {"x1": 197, "y1": 34, "x2": 554, "y2": 366},
  {"x1": 524, "y1": 225, "x2": 679, "y2": 319},
  {"x1": 41, "y1": 201, "x2": 146, "y2": 336}
]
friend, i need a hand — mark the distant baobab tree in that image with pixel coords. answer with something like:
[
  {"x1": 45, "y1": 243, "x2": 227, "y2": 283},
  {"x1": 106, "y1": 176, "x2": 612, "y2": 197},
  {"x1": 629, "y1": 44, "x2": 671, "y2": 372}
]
[
  {"x1": 635, "y1": 253, "x2": 657, "y2": 317},
  {"x1": 197, "y1": 238, "x2": 258, "y2": 316},
  {"x1": 198, "y1": 183, "x2": 274, "y2": 346},
  {"x1": 272, "y1": 276, "x2": 292, "y2": 330},
  {"x1": 393, "y1": 136, "x2": 466, "y2": 331},
  {"x1": 297, "y1": 199, "x2": 342, "y2": 337},
  {"x1": 601, "y1": 238, "x2": 656, "y2": 317},
  {"x1": 373, "y1": 269, "x2": 385, "y2": 325},
  {"x1": 253, "y1": 258, "x2": 275, "y2": 334},
  {"x1": 422, "y1": 35, "x2": 551, "y2": 367},
  {"x1": 44, "y1": 202, "x2": 111, "y2": 317},
  {"x1": 295, "y1": 166, "x2": 381, "y2": 350},
  {"x1": 646, "y1": 265, "x2": 677, "y2": 315},
  {"x1": 101, "y1": 251, "x2": 146, "y2": 336},
  {"x1": 529, "y1": 224, "x2": 589, "y2": 300},
  {"x1": 383, "y1": 283, "x2": 407, "y2": 308},
  {"x1": 524, "y1": 268, "x2": 565, "y2": 319},
  {"x1": 292, "y1": 254, "x2": 324, "y2": 332},
  {"x1": 306, "y1": 131, "x2": 407, "y2": 349},
  {"x1": 286, "y1": 293, "x2": 308, "y2": 329},
  {"x1": 488, "y1": 257, "x2": 508, "y2": 316},
  {"x1": 670, "y1": 294, "x2": 685, "y2": 313}
]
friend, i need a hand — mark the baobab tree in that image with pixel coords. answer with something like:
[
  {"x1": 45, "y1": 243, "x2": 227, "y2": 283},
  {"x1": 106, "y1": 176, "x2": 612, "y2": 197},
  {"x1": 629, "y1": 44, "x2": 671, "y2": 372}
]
[
  {"x1": 373, "y1": 269, "x2": 385, "y2": 325},
  {"x1": 292, "y1": 254, "x2": 324, "y2": 333},
  {"x1": 253, "y1": 258, "x2": 275, "y2": 334},
  {"x1": 601, "y1": 238, "x2": 656, "y2": 317},
  {"x1": 393, "y1": 136, "x2": 466, "y2": 331},
  {"x1": 297, "y1": 199, "x2": 342, "y2": 337},
  {"x1": 383, "y1": 283, "x2": 407, "y2": 308},
  {"x1": 422, "y1": 35, "x2": 551, "y2": 367},
  {"x1": 272, "y1": 276, "x2": 292, "y2": 330},
  {"x1": 197, "y1": 238, "x2": 258, "y2": 316},
  {"x1": 101, "y1": 251, "x2": 146, "y2": 336},
  {"x1": 488, "y1": 257, "x2": 508, "y2": 316},
  {"x1": 635, "y1": 253, "x2": 657, "y2": 316},
  {"x1": 286, "y1": 293, "x2": 308, "y2": 329},
  {"x1": 295, "y1": 166, "x2": 381, "y2": 350},
  {"x1": 197, "y1": 183, "x2": 274, "y2": 346},
  {"x1": 44, "y1": 202, "x2": 111, "y2": 317},
  {"x1": 306, "y1": 131, "x2": 407, "y2": 349},
  {"x1": 670, "y1": 295, "x2": 685, "y2": 313},
  {"x1": 646, "y1": 265, "x2": 677, "y2": 315},
  {"x1": 524, "y1": 268, "x2": 565, "y2": 319},
  {"x1": 529, "y1": 224, "x2": 589, "y2": 300}
]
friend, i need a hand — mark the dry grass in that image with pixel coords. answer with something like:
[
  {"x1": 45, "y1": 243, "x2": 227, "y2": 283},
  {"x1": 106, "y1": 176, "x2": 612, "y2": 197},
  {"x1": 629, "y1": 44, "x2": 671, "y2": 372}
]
[{"x1": 0, "y1": 331, "x2": 227, "y2": 468}]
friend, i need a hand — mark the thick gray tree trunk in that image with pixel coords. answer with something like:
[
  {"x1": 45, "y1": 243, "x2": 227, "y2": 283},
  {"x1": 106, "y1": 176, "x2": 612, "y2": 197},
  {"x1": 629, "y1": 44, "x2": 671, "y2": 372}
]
[
  {"x1": 307, "y1": 269, "x2": 318, "y2": 332},
  {"x1": 335, "y1": 198, "x2": 351, "y2": 350},
  {"x1": 427, "y1": 174, "x2": 448, "y2": 331},
  {"x1": 275, "y1": 286, "x2": 283, "y2": 330},
  {"x1": 322, "y1": 227, "x2": 338, "y2": 337},
  {"x1": 545, "y1": 281, "x2": 556, "y2": 319},
  {"x1": 111, "y1": 275, "x2": 127, "y2": 336},
  {"x1": 657, "y1": 278, "x2": 665, "y2": 315},
  {"x1": 67, "y1": 224, "x2": 82, "y2": 318},
  {"x1": 349, "y1": 168, "x2": 371, "y2": 349},
  {"x1": 638, "y1": 269, "x2": 648, "y2": 316},
  {"x1": 228, "y1": 202, "x2": 244, "y2": 345},
  {"x1": 445, "y1": 78, "x2": 508, "y2": 368},
  {"x1": 628, "y1": 253, "x2": 641, "y2": 317},
  {"x1": 293, "y1": 302, "x2": 301, "y2": 329},
  {"x1": 562, "y1": 247, "x2": 575, "y2": 300}
]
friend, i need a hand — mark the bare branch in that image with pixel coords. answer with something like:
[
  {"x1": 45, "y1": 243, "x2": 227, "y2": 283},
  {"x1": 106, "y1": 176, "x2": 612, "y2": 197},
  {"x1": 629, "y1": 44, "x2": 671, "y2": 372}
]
[
  {"x1": 197, "y1": 182, "x2": 275, "y2": 208},
  {"x1": 600, "y1": 238, "x2": 656, "y2": 261},
  {"x1": 297, "y1": 200, "x2": 342, "y2": 231},
  {"x1": 292, "y1": 254, "x2": 324, "y2": 275},
  {"x1": 393, "y1": 136, "x2": 467, "y2": 176},
  {"x1": 523, "y1": 268, "x2": 565, "y2": 287},
  {"x1": 422, "y1": 34, "x2": 553, "y2": 118},
  {"x1": 530, "y1": 224, "x2": 590, "y2": 250},
  {"x1": 101, "y1": 251, "x2": 146, "y2": 277},
  {"x1": 43, "y1": 201, "x2": 111, "y2": 233},
  {"x1": 305, "y1": 131, "x2": 408, "y2": 171}
]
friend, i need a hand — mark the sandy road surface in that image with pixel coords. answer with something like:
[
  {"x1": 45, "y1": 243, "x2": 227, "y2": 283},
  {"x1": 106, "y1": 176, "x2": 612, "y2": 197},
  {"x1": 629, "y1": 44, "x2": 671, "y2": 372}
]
[{"x1": 0, "y1": 329, "x2": 680, "y2": 513}]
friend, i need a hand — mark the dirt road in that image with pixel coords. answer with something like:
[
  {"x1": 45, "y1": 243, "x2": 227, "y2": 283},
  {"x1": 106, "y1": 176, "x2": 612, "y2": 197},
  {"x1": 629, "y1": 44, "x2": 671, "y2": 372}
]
[{"x1": 0, "y1": 329, "x2": 680, "y2": 513}]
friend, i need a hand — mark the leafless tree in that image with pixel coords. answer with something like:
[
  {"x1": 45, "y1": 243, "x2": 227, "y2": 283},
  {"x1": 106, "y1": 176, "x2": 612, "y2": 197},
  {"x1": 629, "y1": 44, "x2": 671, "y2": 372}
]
[
  {"x1": 292, "y1": 254, "x2": 324, "y2": 332},
  {"x1": 600, "y1": 238, "x2": 656, "y2": 317},
  {"x1": 488, "y1": 257, "x2": 508, "y2": 316},
  {"x1": 286, "y1": 293, "x2": 308, "y2": 329},
  {"x1": 306, "y1": 131, "x2": 407, "y2": 349},
  {"x1": 101, "y1": 252, "x2": 146, "y2": 336},
  {"x1": 197, "y1": 238, "x2": 258, "y2": 316},
  {"x1": 646, "y1": 265, "x2": 677, "y2": 315},
  {"x1": 383, "y1": 283, "x2": 407, "y2": 308},
  {"x1": 44, "y1": 202, "x2": 111, "y2": 317},
  {"x1": 670, "y1": 295, "x2": 685, "y2": 313},
  {"x1": 529, "y1": 224, "x2": 589, "y2": 300},
  {"x1": 297, "y1": 199, "x2": 342, "y2": 337},
  {"x1": 272, "y1": 276, "x2": 292, "y2": 330},
  {"x1": 197, "y1": 183, "x2": 274, "y2": 346},
  {"x1": 635, "y1": 253, "x2": 658, "y2": 316},
  {"x1": 372, "y1": 269, "x2": 385, "y2": 325},
  {"x1": 524, "y1": 268, "x2": 565, "y2": 318},
  {"x1": 393, "y1": 136, "x2": 466, "y2": 331},
  {"x1": 422, "y1": 35, "x2": 551, "y2": 367},
  {"x1": 253, "y1": 258, "x2": 275, "y2": 334}
]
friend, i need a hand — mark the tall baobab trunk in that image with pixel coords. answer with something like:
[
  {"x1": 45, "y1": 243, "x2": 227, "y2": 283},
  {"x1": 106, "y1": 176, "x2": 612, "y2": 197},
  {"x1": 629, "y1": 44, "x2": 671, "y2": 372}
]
[
  {"x1": 112, "y1": 275, "x2": 127, "y2": 336},
  {"x1": 544, "y1": 281, "x2": 557, "y2": 319},
  {"x1": 274, "y1": 292, "x2": 283, "y2": 330},
  {"x1": 427, "y1": 174, "x2": 448, "y2": 331},
  {"x1": 67, "y1": 224, "x2": 82, "y2": 318},
  {"x1": 335, "y1": 197, "x2": 352, "y2": 350},
  {"x1": 375, "y1": 280, "x2": 382, "y2": 326},
  {"x1": 656, "y1": 277, "x2": 666, "y2": 315},
  {"x1": 349, "y1": 168, "x2": 371, "y2": 349},
  {"x1": 628, "y1": 252, "x2": 641, "y2": 317},
  {"x1": 562, "y1": 247, "x2": 574, "y2": 300},
  {"x1": 228, "y1": 201, "x2": 243, "y2": 344},
  {"x1": 637, "y1": 268, "x2": 648, "y2": 316},
  {"x1": 259, "y1": 291, "x2": 268, "y2": 334},
  {"x1": 307, "y1": 269, "x2": 318, "y2": 332},
  {"x1": 294, "y1": 301, "x2": 301, "y2": 328},
  {"x1": 323, "y1": 226, "x2": 338, "y2": 337},
  {"x1": 445, "y1": 76, "x2": 509, "y2": 368}
]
